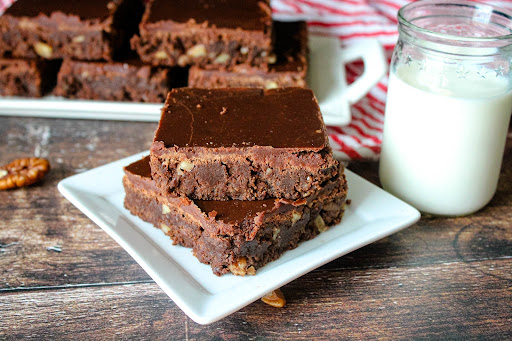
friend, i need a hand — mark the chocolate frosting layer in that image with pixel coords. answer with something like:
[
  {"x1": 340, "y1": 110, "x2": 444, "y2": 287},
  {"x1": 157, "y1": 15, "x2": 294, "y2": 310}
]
[
  {"x1": 154, "y1": 88, "x2": 326, "y2": 149},
  {"x1": 147, "y1": 0, "x2": 270, "y2": 31},
  {"x1": 5, "y1": 0, "x2": 112, "y2": 19},
  {"x1": 125, "y1": 155, "x2": 152, "y2": 178},
  {"x1": 194, "y1": 199, "x2": 276, "y2": 225}
]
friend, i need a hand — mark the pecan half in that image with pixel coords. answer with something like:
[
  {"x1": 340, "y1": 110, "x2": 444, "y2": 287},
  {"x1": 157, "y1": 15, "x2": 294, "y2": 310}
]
[
  {"x1": 261, "y1": 289, "x2": 286, "y2": 308},
  {"x1": 0, "y1": 157, "x2": 50, "y2": 190}
]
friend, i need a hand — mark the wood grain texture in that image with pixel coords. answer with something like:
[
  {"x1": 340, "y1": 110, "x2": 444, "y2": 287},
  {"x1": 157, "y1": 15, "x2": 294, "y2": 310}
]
[{"x1": 1, "y1": 116, "x2": 511, "y2": 339}]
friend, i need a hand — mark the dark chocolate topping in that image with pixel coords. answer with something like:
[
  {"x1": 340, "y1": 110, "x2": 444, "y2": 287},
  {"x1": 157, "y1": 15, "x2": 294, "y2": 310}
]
[
  {"x1": 5, "y1": 0, "x2": 112, "y2": 19},
  {"x1": 125, "y1": 155, "x2": 152, "y2": 178},
  {"x1": 147, "y1": 0, "x2": 270, "y2": 31},
  {"x1": 194, "y1": 199, "x2": 275, "y2": 225},
  {"x1": 154, "y1": 88, "x2": 326, "y2": 149}
]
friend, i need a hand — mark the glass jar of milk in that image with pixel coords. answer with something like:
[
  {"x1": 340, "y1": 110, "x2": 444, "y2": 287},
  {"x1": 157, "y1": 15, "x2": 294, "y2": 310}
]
[{"x1": 379, "y1": 0, "x2": 512, "y2": 216}]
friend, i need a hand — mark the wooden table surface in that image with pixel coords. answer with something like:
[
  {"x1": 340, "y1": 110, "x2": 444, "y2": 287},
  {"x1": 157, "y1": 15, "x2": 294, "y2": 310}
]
[{"x1": 0, "y1": 116, "x2": 511, "y2": 340}]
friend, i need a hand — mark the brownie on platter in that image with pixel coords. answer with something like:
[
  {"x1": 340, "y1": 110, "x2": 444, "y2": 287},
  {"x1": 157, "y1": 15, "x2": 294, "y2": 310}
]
[
  {"x1": 0, "y1": 58, "x2": 60, "y2": 97},
  {"x1": 188, "y1": 21, "x2": 308, "y2": 89},
  {"x1": 54, "y1": 58, "x2": 187, "y2": 103},
  {"x1": 150, "y1": 88, "x2": 339, "y2": 201},
  {"x1": 0, "y1": 0, "x2": 144, "y2": 61},
  {"x1": 131, "y1": 0, "x2": 272, "y2": 69},
  {"x1": 123, "y1": 156, "x2": 348, "y2": 276}
]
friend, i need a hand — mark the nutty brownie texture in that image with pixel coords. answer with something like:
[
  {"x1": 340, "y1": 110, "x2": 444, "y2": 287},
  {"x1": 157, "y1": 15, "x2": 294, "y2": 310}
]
[
  {"x1": 0, "y1": 58, "x2": 60, "y2": 97},
  {"x1": 123, "y1": 156, "x2": 348, "y2": 276},
  {"x1": 0, "y1": 0, "x2": 145, "y2": 61},
  {"x1": 131, "y1": 0, "x2": 272, "y2": 69},
  {"x1": 55, "y1": 58, "x2": 187, "y2": 103},
  {"x1": 188, "y1": 21, "x2": 308, "y2": 89},
  {"x1": 150, "y1": 88, "x2": 339, "y2": 201}
]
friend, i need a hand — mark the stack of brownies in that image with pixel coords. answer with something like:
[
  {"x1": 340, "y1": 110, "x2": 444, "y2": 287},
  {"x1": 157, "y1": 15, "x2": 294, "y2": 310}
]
[
  {"x1": 0, "y1": 0, "x2": 308, "y2": 100},
  {"x1": 123, "y1": 87, "x2": 348, "y2": 276}
]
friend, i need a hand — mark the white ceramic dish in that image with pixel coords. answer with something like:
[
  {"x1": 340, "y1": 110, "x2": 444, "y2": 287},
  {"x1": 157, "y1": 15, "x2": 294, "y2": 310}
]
[
  {"x1": 57, "y1": 152, "x2": 420, "y2": 324},
  {"x1": 0, "y1": 36, "x2": 386, "y2": 126}
]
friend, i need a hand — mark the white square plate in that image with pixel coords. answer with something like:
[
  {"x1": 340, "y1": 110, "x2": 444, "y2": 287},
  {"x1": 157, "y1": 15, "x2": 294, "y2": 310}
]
[{"x1": 58, "y1": 152, "x2": 420, "y2": 324}]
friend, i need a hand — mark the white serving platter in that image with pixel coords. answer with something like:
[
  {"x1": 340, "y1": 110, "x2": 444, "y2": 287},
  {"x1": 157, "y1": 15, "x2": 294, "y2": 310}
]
[
  {"x1": 57, "y1": 151, "x2": 420, "y2": 324},
  {"x1": 0, "y1": 36, "x2": 386, "y2": 126}
]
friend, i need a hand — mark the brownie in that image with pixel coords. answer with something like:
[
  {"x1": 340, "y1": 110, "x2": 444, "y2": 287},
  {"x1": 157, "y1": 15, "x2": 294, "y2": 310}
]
[
  {"x1": 54, "y1": 58, "x2": 187, "y2": 103},
  {"x1": 130, "y1": 0, "x2": 272, "y2": 69},
  {"x1": 0, "y1": 58, "x2": 60, "y2": 97},
  {"x1": 0, "y1": 0, "x2": 145, "y2": 61},
  {"x1": 150, "y1": 88, "x2": 339, "y2": 201},
  {"x1": 188, "y1": 21, "x2": 308, "y2": 89},
  {"x1": 123, "y1": 156, "x2": 348, "y2": 276}
]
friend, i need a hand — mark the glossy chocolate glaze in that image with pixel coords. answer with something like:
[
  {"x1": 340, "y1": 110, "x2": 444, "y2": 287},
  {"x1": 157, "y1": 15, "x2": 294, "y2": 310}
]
[
  {"x1": 147, "y1": 0, "x2": 270, "y2": 31},
  {"x1": 194, "y1": 199, "x2": 275, "y2": 225},
  {"x1": 5, "y1": 0, "x2": 113, "y2": 19},
  {"x1": 125, "y1": 155, "x2": 152, "y2": 178},
  {"x1": 154, "y1": 88, "x2": 326, "y2": 149}
]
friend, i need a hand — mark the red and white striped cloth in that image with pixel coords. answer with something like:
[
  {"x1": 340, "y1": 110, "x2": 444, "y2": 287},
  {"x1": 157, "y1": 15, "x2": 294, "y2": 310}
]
[
  {"x1": 2, "y1": 0, "x2": 512, "y2": 160},
  {"x1": 274, "y1": 0, "x2": 512, "y2": 160}
]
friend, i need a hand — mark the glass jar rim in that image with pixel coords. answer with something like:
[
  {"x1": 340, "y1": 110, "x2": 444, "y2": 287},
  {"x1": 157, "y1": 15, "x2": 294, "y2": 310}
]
[{"x1": 398, "y1": 0, "x2": 512, "y2": 43}]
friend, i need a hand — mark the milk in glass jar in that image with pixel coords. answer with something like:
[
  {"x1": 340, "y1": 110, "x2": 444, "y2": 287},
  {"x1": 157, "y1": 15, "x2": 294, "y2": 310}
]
[{"x1": 379, "y1": 0, "x2": 512, "y2": 216}]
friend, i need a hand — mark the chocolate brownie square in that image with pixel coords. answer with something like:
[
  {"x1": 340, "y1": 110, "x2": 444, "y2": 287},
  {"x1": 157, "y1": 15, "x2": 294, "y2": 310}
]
[
  {"x1": 131, "y1": 0, "x2": 272, "y2": 69},
  {"x1": 54, "y1": 58, "x2": 186, "y2": 103},
  {"x1": 0, "y1": 0, "x2": 144, "y2": 61},
  {"x1": 0, "y1": 58, "x2": 60, "y2": 97},
  {"x1": 188, "y1": 21, "x2": 308, "y2": 89},
  {"x1": 150, "y1": 88, "x2": 339, "y2": 201},
  {"x1": 123, "y1": 156, "x2": 348, "y2": 276}
]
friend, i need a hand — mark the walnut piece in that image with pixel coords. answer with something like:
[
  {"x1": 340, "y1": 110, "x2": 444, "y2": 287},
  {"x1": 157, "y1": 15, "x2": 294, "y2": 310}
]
[
  {"x1": 261, "y1": 289, "x2": 286, "y2": 308},
  {"x1": 160, "y1": 223, "x2": 171, "y2": 235},
  {"x1": 265, "y1": 81, "x2": 279, "y2": 89},
  {"x1": 315, "y1": 215, "x2": 327, "y2": 232},
  {"x1": 177, "y1": 55, "x2": 190, "y2": 66},
  {"x1": 187, "y1": 44, "x2": 206, "y2": 58},
  {"x1": 72, "y1": 35, "x2": 85, "y2": 43},
  {"x1": 214, "y1": 53, "x2": 230, "y2": 64},
  {"x1": 162, "y1": 204, "x2": 171, "y2": 214},
  {"x1": 291, "y1": 211, "x2": 302, "y2": 224},
  {"x1": 155, "y1": 51, "x2": 168, "y2": 59},
  {"x1": 240, "y1": 46, "x2": 249, "y2": 55},
  {"x1": 246, "y1": 265, "x2": 256, "y2": 276},
  {"x1": 34, "y1": 42, "x2": 53, "y2": 58},
  {"x1": 272, "y1": 227, "x2": 280, "y2": 240},
  {"x1": 228, "y1": 257, "x2": 249, "y2": 276},
  {"x1": 0, "y1": 157, "x2": 50, "y2": 190},
  {"x1": 177, "y1": 160, "x2": 194, "y2": 176}
]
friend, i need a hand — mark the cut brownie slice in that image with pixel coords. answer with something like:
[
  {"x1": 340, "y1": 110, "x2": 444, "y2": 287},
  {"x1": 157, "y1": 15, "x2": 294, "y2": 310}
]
[
  {"x1": 0, "y1": 0, "x2": 144, "y2": 61},
  {"x1": 188, "y1": 21, "x2": 308, "y2": 89},
  {"x1": 123, "y1": 156, "x2": 348, "y2": 276},
  {"x1": 131, "y1": 0, "x2": 272, "y2": 69},
  {"x1": 0, "y1": 58, "x2": 61, "y2": 97},
  {"x1": 150, "y1": 88, "x2": 339, "y2": 201},
  {"x1": 54, "y1": 58, "x2": 186, "y2": 103}
]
